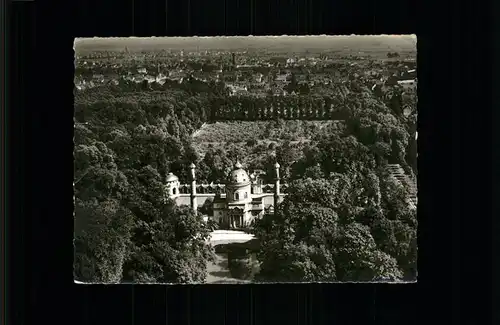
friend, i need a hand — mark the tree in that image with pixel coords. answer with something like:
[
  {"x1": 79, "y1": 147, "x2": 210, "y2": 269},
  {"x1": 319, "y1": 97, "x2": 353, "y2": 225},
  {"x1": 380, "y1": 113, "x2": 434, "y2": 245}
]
[
  {"x1": 124, "y1": 165, "x2": 168, "y2": 222},
  {"x1": 274, "y1": 140, "x2": 302, "y2": 181},
  {"x1": 167, "y1": 119, "x2": 181, "y2": 138},
  {"x1": 246, "y1": 138, "x2": 258, "y2": 147},
  {"x1": 390, "y1": 136, "x2": 408, "y2": 168},
  {"x1": 285, "y1": 72, "x2": 299, "y2": 94},
  {"x1": 299, "y1": 83, "x2": 310, "y2": 95},
  {"x1": 335, "y1": 222, "x2": 403, "y2": 281},
  {"x1": 74, "y1": 198, "x2": 134, "y2": 283},
  {"x1": 122, "y1": 203, "x2": 215, "y2": 283},
  {"x1": 405, "y1": 133, "x2": 418, "y2": 174},
  {"x1": 227, "y1": 246, "x2": 259, "y2": 280},
  {"x1": 256, "y1": 176, "x2": 393, "y2": 281},
  {"x1": 203, "y1": 148, "x2": 233, "y2": 183},
  {"x1": 199, "y1": 197, "x2": 214, "y2": 216},
  {"x1": 388, "y1": 91, "x2": 403, "y2": 116},
  {"x1": 303, "y1": 163, "x2": 325, "y2": 179},
  {"x1": 254, "y1": 176, "x2": 405, "y2": 282},
  {"x1": 370, "y1": 175, "x2": 418, "y2": 279},
  {"x1": 254, "y1": 179, "x2": 339, "y2": 281},
  {"x1": 74, "y1": 141, "x2": 129, "y2": 202},
  {"x1": 317, "y1": 135, "x2": 376, "y2": 175}
]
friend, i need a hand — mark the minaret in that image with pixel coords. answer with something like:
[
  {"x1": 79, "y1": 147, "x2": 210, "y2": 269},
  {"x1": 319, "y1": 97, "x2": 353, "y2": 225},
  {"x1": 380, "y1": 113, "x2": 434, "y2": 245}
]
[
  {"x1": 274, "y1": 162, "x2": 281, "y2": 208},
  {"x1": 189, "y1": 163, "x2": 198, "y2": 213}
]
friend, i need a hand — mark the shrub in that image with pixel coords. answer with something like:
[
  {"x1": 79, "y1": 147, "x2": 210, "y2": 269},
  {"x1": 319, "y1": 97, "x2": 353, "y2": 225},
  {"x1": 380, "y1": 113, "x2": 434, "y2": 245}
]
[
  {"x1": 246, "y1": 138, "x2": 258, "y2": 147},
  {"x1": 228, "y1": 254, "x2": 259, "y2": 280},
  {"x1": 227, "y1": 245, "x2": 259, "y2": 279},
  {"x1": 199, "y1": 197, "x2": 214, "y2": 216}
]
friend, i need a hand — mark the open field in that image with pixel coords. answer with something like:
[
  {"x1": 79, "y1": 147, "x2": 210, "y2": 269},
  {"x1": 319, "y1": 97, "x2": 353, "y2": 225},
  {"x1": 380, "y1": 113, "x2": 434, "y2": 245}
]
[
  {"x1": 191, "y1": 120, "x2": 345, "y2": 167},
  {"x1": 192, "y1": 120, "x2": 344, "y2": 143},
  {"x1": 75, "y1": 35, "x2": 417, "y2": 57}
]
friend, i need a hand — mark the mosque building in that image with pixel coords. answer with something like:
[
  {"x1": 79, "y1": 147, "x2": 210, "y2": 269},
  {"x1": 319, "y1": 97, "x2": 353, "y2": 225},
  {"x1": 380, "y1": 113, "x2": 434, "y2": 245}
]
[{"x1": 164, "y1": 161, "x2": 286, "y2": 229}]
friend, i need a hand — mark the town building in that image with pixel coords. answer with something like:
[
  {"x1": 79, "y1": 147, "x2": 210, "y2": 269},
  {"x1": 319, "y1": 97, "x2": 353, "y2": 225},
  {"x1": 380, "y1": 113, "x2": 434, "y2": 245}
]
[{"x1": 165, "y1": 161, "x2": 286, "y2": 229}]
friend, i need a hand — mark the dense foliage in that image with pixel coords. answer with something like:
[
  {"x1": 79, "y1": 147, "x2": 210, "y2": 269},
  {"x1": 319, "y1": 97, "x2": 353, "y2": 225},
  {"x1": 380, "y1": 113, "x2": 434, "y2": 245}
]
[
  {"x1": 74, "y1": 49, "x2": 417, "y2": 283},
  {"x1": 254, "y1": 114, "x2": 417, "y2": 281},
  {"x1": 227, "y1": 249, "x2": 260, "y2": 280},
  {"x1": 74, "y1": 88, "x2": 218, "y2": 283}
]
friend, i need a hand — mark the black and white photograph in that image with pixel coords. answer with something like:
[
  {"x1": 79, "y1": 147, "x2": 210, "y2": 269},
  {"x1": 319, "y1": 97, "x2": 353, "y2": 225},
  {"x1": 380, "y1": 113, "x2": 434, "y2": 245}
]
[{"x1": 74, "y1": 35, "x2": 418, "y2": 284}]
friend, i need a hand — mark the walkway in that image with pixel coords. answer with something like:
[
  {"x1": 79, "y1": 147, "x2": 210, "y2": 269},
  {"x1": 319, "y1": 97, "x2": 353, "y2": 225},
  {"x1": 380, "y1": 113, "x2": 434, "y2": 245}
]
[
  {"x1": 386, "y1": 164, "x2": 417, "y2": 207},
  {"x1": 208, "y1": 230, "x2": 255, "y2": 246},
  {"x1": 206, "y1": 230, "x2": 256, "y2": 283}
]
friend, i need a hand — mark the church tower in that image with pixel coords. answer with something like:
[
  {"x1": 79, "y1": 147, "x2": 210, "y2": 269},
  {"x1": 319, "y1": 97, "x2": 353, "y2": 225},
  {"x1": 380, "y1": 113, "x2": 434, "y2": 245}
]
[{"x1": 225, "y1": 161, "x2": 252, "y2": 228}]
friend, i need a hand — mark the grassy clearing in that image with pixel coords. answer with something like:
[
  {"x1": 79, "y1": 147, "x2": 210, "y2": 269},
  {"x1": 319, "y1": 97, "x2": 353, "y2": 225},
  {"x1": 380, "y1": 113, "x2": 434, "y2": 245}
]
[
  {"x1": 193, "y1": 120, "x2": 343, "y2": 143},
  {"x1": 191, "y1": 120, "x2": 345, "y2": 164}
]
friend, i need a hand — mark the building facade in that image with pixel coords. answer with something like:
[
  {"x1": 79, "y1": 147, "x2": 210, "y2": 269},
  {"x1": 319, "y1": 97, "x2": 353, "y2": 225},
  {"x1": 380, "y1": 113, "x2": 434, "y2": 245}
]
[{"x1": 165, "y1": 161, "x2": 286, "y2": 229}]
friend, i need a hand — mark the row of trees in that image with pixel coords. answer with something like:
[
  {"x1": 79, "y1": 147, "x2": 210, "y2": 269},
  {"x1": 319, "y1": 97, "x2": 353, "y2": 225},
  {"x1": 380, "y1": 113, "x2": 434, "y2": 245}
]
[
  {"x1": 77, "y1": 79, "x2": 415, "y2": 124},
  {"x1": 210, "y1": 92, "x2": 398, "y2": 121}
]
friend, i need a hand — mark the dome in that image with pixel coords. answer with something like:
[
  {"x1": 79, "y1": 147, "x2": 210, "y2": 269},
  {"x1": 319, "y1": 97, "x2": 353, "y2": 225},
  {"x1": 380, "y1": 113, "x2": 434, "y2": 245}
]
[
  {"x1": 228, "y1": 162, "x2": 250, "y2": 185},
  {"x1": 166, "y1": 172, "x2": 179, "y2": 182}
]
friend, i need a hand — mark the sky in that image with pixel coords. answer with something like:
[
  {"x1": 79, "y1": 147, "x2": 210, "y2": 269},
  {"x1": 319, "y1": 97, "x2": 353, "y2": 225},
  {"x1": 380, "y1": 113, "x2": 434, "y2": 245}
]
[{"x1": 74, "y1": 35, "x2": 417, "y2": 55}]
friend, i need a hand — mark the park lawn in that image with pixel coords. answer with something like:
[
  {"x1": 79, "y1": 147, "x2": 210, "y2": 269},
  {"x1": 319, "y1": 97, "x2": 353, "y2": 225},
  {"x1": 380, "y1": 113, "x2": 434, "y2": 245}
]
[{"x1": 191, "y1": 120, "x2": 345, "y2": 164}]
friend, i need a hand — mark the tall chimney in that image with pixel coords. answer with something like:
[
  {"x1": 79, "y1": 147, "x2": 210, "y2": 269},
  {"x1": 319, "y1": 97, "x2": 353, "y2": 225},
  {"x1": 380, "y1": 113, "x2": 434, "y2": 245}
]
[
  {"x1": 189, "y1": 163, "x2": 198, "y2": 213},
  {"x1": 274, "y1": 162, "x2": 281, "y2": 208}
]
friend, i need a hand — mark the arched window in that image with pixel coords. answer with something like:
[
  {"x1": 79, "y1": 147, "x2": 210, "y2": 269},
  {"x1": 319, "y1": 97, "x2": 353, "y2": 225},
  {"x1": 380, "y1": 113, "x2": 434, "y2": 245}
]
[
  {"x1": 172, "y1": 188, "x2": 177, "y2": 195},
  {"x1": 234, "y1": 192, "x2": 239, "y2": 200},
  {"x1": 244, "y1": 192, "x2": 248, "y2": 199}
]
